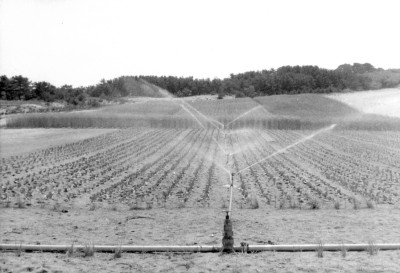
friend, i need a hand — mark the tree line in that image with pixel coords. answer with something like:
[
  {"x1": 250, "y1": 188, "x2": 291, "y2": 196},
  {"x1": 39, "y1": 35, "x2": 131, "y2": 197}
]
[
  {"x1": 1, "y1": 63, "x2": 400, "y2": 104},
  {"x1": 0, "y1": 75, "x2": 162, "y2": 106},
  {"x1": 0, "y1": 75, "x2": 88, "y2": 105},
  {"x1": 139, "y1": 63, "x2": 400, "y2": 98}
]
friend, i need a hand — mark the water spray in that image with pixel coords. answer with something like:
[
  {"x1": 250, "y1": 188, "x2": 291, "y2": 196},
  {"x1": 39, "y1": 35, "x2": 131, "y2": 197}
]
[
  {"x1": 169, "y1": 99, "x2": 339, "y2": 254},
  {"x1": 179, "y1": 104, "x2": 205, "y2": 129},
  {"x1": 226, "y1": 105, "x2": 262, "y2": 128},
  {"x1": 238, "y1": 124, "x2": 337, "y2": 174},
  {"x1": 221, "y1": 124, "x2": 337, "y2": 252},
  {"x1": 211, "y1": 135, "x2": 227, "y2": 154},
  {"x1": 169, "y1": 102, "x2": 236, "y2": 252},
  {"x1": 179, "y1": 99, "x2": 223, "y2": 130}
]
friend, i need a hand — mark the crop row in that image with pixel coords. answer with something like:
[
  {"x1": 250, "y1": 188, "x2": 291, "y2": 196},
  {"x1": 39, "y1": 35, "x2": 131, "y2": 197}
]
[
  {"x1": 1, "y1": 128, "x2": 185, "y2": 203},
  {"x1": 226, "y1": 130, "x2": 355, "y2": 209},
  {"x1": 1, "y1": 128, "x2": 399, "y2": 208},
  {"x1": 268, "y1": 130, "x2": 400, "y2": 204}
]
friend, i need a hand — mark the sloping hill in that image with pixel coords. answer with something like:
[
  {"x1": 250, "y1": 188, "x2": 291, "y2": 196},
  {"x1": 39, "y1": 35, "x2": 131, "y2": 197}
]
[
  {"x1": 255, "y1": 93, "x2": 360, "y2": 120},
  {"x1": 121, "y1": 77, "x2": 167, "y2": 98},
  {"x1": 327, "y1": 88, "x2": 400, "y2": 118},
  {"x1": 254, "y1": 92, "x2": 400, "y2": 130}
]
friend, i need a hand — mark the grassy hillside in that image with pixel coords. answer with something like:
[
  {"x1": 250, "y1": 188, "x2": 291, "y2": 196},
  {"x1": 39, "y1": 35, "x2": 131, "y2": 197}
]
[
  {"x1": 121, "y1": 77, "x2": 166, "y2": 98},
  {"x1": 255, "y1": 94, "x2": 360, "y2": 120},
  {"x1": 255, "y1": 93, "x2": 400, "y2": 130}
]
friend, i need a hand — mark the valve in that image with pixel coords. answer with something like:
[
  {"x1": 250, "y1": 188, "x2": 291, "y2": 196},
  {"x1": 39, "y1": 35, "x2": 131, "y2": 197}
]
[{"x1": 221, "y1": 211, "x2": 234, "y2": 253}]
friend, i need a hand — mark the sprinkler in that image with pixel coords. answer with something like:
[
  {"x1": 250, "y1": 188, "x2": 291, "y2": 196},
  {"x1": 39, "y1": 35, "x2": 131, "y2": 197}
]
[
  {"x1": 221, "y1": 172, "x2": 235, "y2": 253},
  {"x1": 179, "y1": 103, "x2": 339, "y2": 254},
  {"x1": 220, "y1": 124, "x2": 337, "y2": 253},
  {"x1": 222, "y1": 211, "x2": 234, "y2": 253}
]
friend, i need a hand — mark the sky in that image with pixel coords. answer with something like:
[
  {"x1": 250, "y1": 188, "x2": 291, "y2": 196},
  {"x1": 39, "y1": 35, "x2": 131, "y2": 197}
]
[{"x1": 0, "y1": 0, "x2": 399, "y2": 87}]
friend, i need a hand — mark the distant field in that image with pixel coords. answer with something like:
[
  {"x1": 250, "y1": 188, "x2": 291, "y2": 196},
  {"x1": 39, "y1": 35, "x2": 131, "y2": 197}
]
[
  {"x1": 327, "y1": 88, "x2": 400, "y2": 118},
  {"x1": 255, "y1": 93, "x2": 360, "y2": 119},
  {"x1": 0, "y1": 128, "x2": 116, "y2": 158},
  {"x1": 7, "y1": 93, "x2": 400, "y2": 130}
]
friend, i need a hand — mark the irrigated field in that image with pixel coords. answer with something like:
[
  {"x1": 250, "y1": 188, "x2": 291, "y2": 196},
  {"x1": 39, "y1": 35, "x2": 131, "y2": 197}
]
[
  {"x1": 2, "y1": 127, "x2": 400, "y2": 210},
  {"x1": 1, "y1": 94, "x2": 400, "y2": 272},
  {"x1": 2, "y1": 96, "x2": 400, "y2": 209}
]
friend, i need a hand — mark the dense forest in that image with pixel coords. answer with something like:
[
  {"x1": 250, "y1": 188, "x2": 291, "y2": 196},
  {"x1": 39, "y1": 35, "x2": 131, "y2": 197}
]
[
  {"x1": 1, "y1": 63, "x2": 400, "y2": 106},
  {"x1": 0, "y1": 76, "x2": 163, "y2": 107},
  {"x1": 139, "y1": 63, "x2": 400, "y2": 97}
]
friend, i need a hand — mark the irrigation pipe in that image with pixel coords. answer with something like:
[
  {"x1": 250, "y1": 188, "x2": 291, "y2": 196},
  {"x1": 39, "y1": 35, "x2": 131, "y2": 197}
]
[{"x1": 1, "y1": 243, "x2": 400, "y2": 253}]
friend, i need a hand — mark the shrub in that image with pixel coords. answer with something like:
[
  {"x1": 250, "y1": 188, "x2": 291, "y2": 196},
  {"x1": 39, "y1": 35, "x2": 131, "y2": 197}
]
[
  {"x1": 67, "y1": 243, "x2": 75, "y2": 257},
  {"x1": 83, "y1": 243, "x2": 95, "y2": 257},
  {"x1": 289, "y1": 198, "x2": 300, "y2": 209},
  {"x1": 278, "y1": 199, "x2": 286, "y2": 209},
  {"x1": 129, "y1": 203, "x2": 143, "y2": 210},
  {"x1": 221, "y1": 201, "x2": 227, "y2": 209},
  {"x1": 145, "y1": 200, "x2": 153, "y2": 210},
  {"x1": 235, "y1": 92, "x2": 246, "y2": 98},
  {"x1": 3, "y1": 197, "x2": 11, "y2": 208},
  {"x1": 352, "y1": 198, "x2": 361, "y2": 210},
  {"x1": 249, "y1": 196, "x2": 259, "y2": 209},
  {"x1": 129, "y1": 199, "x2": 152, "y2": 210},
  {"x1": 340, "y1": 243, "x2": 347, "y2": 258},
  {"x1": 88, "y1": 99, "x2": 101, "y2": 107},
  {"x1": 367, "y1": 240, "x2": 379, "y2": 255},
  {"x1": 89, "y1": 202, "x2": 97, "y2": 211},
  {"x1": 177, "y1": 200, "x2": 186, "y2": 209},
  {"x1": 16, "y1": 197, "x2": 26, "y2": 209},
  {"x1": 16, "y1": 244, "x2": 23, "y2": 257},
  {"x1": 334, "y1": 200, "x2": 341, "y2": 210},
  {"x1": 366, "y1": 199, "x2": 375, "y2": 209},
  {"x1": 316, "y1": 240, "x2": 324, "y2": 258},
  {"x1": 109, "y1": 203, "x2": 118, "y2": 211},
  {"x1": 114, "y1": 246, "x2": 123, "y2": 259},
  {"x1": 308, "y1": 199, "x2": 321, "y2": 210},
  {"x1": 52, "y1": 202, "x2": 61, "y2": 212}
]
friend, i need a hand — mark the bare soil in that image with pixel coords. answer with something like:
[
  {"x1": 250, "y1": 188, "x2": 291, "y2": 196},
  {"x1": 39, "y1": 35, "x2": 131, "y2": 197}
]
[{"x1": 1, "y1": 205, "x2": 400, "y2": 272}]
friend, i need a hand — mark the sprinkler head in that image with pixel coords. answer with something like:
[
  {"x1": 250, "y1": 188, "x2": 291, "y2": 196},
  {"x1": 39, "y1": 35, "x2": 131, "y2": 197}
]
[{"x1": 225, "y1": 210, "x2": 230, "y2": 219}]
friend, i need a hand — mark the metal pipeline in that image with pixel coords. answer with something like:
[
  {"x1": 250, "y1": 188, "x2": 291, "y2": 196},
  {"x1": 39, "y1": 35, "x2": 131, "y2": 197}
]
[{"x1": 1, "y1": 243, "x2": 400, "y2": 253}]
